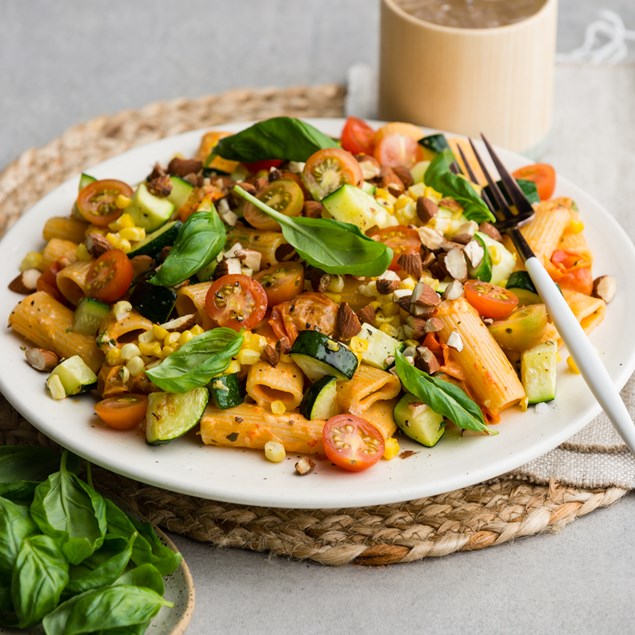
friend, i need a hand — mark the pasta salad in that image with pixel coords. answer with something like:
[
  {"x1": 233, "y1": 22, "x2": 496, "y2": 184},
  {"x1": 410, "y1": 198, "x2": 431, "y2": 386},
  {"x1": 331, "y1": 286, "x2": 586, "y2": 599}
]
[{"x1": 7, "y1": 116, "x2": 614, "y2": 474}]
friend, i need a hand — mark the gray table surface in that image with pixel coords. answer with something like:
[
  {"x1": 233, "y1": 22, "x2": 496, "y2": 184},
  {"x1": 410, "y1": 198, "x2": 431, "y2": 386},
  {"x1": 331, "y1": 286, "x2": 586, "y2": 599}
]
[{"x1": 1, "y1": 2, "x2": 634, "y2": 633}]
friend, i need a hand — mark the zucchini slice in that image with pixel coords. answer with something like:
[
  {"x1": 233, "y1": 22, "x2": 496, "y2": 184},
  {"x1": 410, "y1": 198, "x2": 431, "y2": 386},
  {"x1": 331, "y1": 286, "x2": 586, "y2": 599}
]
[
  {"x1": 290, "y1": 331, "x2": 358, "y2": 381},
  {"x1": 355, "y1": 323, "x2": 403, "y2": 370},
  {"x1": 47, "y1": 355, "x2": 98, "y2": 398},
  {"x1": 167, "y1": 176, "x2": 194, "y2": 211},
  {"x1": 321, "y1": 184, "x2": 391, "y2": 232},
  {"x1": 209, "y1": 373, "x2": 244, "y2": 410},
  {"x1": 145, "y1": 387, "x2": 209, "y2": 445},
  {"x1": 128, "y1": 220, "x2": 182, "y2": 258},
  {"x1": 521, "y1": 340, "x2": 558, "y2": 404},
  {"x1": 78, "y1": 173, "x2": 97, "y2": 191},
  {"x1": 300, "y1": 375, "x2": 339, "y2": 420},
  {"x1": 72, "y1": 297, "x2": 111, "y2": 335},
  {"x1": 393, "y1": 393, "x2": 445, "y2": 447},
  {"x1": 418, "y1": 133, "x2": 450, "y2": 161},
  {"x1": 126, "y1": 182, "x2": 175, "y2": 231},
  {"x1": 129, "y1": 281, "x2": 177, "y2": 324}
]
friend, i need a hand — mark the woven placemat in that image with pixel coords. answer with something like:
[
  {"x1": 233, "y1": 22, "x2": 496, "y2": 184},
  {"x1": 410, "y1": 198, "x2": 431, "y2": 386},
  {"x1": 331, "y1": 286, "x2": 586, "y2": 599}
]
[{"x1": 0, "y1": 84, "x2": 629, "y2": 566}]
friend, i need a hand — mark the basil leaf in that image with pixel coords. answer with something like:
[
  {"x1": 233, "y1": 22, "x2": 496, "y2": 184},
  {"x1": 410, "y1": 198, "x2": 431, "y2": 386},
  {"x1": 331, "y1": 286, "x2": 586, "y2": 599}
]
[
  {"x1": 146, "y1": 327, "x2": 243, "y2": 393},
  {"x1": 150, "y1": 209, "x2": 226, "y2": 287},
  {"x1": 394, "y1": 350, "x2": 493, "y2": 434},
  {"x1": 424, "y1": 150, "x2": 495, "y2": 223},
  {"x1": 12, "y1": 534, "x2": 69, "y2": 628},
  {"x1": 0, "y1": 446, "x2": 61, "y2": 502},
  {"x1": 470, "y1": 233, "x2": 492, "y2": 282},
  {"x1": 233, "y1": 186, "x2": 392, "y2": 276},
  {"x1": 209, "y1": 116, "x2": 338, "y2": 163},
  {"x1": 0, "y1": 497, "x2": 37, "y2": 575},
  {"x1": 30, "y1": 452, "x2": 107, "y2": 565},
  {"x1": 42, "y1": 584, "x2": 171, "y2": 635},
  {"x1": 114, "y1": 563, "x2": 165, "y2": 596}
]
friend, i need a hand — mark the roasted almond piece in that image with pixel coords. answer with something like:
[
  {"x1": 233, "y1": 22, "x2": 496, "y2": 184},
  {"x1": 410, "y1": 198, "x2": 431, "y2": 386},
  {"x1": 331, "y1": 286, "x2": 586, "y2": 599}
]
[
  {"x1": 161, "y1": 314, "x2": 197, "y2": 332},
  {"x1": 444, "y1": 279, "x2": 465, "y2": 300},
  {"x1": 415, "y1": 346, "x2": 440, "y2": 374},
  {"x1": 167, "y1": 157, "x2": 203, "y2": 177},
  {"x1": 277, "y1": 336, "x2": 292, "y2": 355},
  {"x1": 464, "y1": 239, "x2": 485, "y2": 269},
  {"x1": 443, "y1": 247, "x2": 468, "y2": 281},
  {"x1": 147, "y1": 174, "x2": 173, "y2": 198},
  {"x1": 396, "y1": 295, "x2": 413, "y2": 313},
  {"x1": 303, "y1": 200, "x2": 324, "y2": 218},
  {"x1": 398, "y1": 252, "x2": 423, "y2": 279},
  {"x1": 376, "y1": 278, "x2": 400, "y2": 295},
  {"x1": 411, "y1": 281, "x2": 441, "y2": 307},
  {"x1": 8, "y1": 269, "x2": 41, "y2": 294},
  {"x1": 478, "y1": 222, "x2": 503, "y2": 242},
  {"x1": 357, "y1": 304, "x2": 376, "y2": 324},
  {"x1": 295, "y1": 457, "x2": 316, "y2": 475},
  {"x1": 85, "y1": 232, "x2": 112, "y2": 258},
  {"x1": 260, "y1": 344, "x2": 280, "y2": 367},
  {"x1": 130, "y1": 255, "x2": 154, "y2": 280},
  {"x1": 417, "y1": 226, "x2": 447, "y2": 251},
  {"x1": 391, "y1": 164, "x2": 414, "y2": 189},
  {"x1": 416, "y1": 196, "x2": 438, "y2": 224},
  {"x1": 336, "y1": 302, "x2": 362, "y2": 341},
  {"x1": 439, "y1": 198, "x2": 463, "y2": 213},
  {"x1": 451, "y1": 221, "x2": 479, "y2": 245},
  {"x1": 424, "y1": 317, "x2": 444, "y2": 333},
  {"x1": 405, "y1": 315, "x2": 428, "y2": 339},
  {"x1": 356, "y1": 154, "x2": 382, "y2": 180},
  {"x1": 592, "y1": 275, "x2": 616, "y2": 303},
  {"x1": 25, "y1": 348, "x2": 59, "y2": 372}
]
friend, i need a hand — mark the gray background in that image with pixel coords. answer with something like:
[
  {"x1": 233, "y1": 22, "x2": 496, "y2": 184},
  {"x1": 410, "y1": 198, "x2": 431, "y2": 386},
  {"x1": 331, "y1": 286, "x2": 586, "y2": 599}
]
[{"x1": 1, "y1": 2, "x2": 634, "y2": 634}]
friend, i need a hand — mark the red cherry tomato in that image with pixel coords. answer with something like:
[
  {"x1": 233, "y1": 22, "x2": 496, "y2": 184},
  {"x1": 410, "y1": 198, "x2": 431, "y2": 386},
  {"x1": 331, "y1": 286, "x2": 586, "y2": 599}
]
[
  {"x1": 512, "y1": 163, "x2": 556, "y2": 200},
  {"x1": 464, "y1": 280, "x2": 519, "y2": 320},
  {"x1": 302, "y1": 148, "x2": 363, "y2": 201},
  {"x1": 374, "y1": 133, "x2": 423, "y2": 168},
  {"x1": 36, "y1": 261, "x2": 65, "y2": 303},
  {"x1": 322, "y1": 414, "x2": 385, "y2": 472},
  {"x1": 550, "y1": 249, "x2": 593, "y2": 295},
  {"x1": 95, "y1": 394, "x2": 148, "y2": 430},
  {"x1": 254, "y1": 262, "x2": 305, "y2": 306},
  {"x1": 243, "y1": 159, "x2": 284, "y2": 173},
  {"x1": 85, "y1": 249, "x2": 134, "y2": 303},
  {"x1": 205, "y1": 274, "x2": 268, "y2": 331},
  {"x1": 242, "y1": 179, "x2": 305, "y2": 231},
  {"x1": 340, "y1": 116, "x2": 375, "y2": 155},
  {"x1": 76, "y1": 179, "x2": 133, "y2": 226},
  {"x1": 368, "y1": 225, "x2": 421, "y2": 271}
]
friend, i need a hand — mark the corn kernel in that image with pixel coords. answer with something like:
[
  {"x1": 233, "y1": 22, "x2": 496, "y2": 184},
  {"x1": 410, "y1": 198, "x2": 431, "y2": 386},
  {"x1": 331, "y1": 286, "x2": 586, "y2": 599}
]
[
  {"x1": 138, "y1": 330, "x2": 155, "y2": 344},
  {"x1": 327, "y1": 275, "x2": 344, "y2": 293},
  {"x1": 165, "y1": 332, "x2": 181, "y2": 347},
  {"x1": 407, "y1": 182, "x2": 427, "y2": 199},
  {"x1": 109, "y1": 213, "x2": 135, "y2": 230},
  {"x1": 75, "y1": 244, "x2": 92, "y2": 262},
  {"x1": 106, "y1": 348, "x2": 121, "y2": 365},
  {"x1": 271, "y1": 400, "x2": 287, "y2": 416},
  {"x1": 242, "y1": 332, "x2": 267, "y2": 353},
  {"x1": 567, "y1": 356, "x2": 580, "y2": 374},
  {"x1": 380, "y1": 301, "x2": 399, "y2": 317},
  {"x1": 350, "y1": 336, "x2": 369, "y2": 354},
  {"x1": 568, "y1": 217, "x2": 585, "y2": 233},
  {"x1": 424, "y1": 186, "x2": 442, "y2": 201},
  {"x1": 152, "y1": 325, "x2": 169, "y2": 341},
  {"x1": 115, "y1": 195, "x2": 132, "y2": 210},
  {"x1": 113, "y1": 301, "x2": 132, "y2": 321},
  {"x1": 224, "y1": 360, "x2": 242, "y2": 375},
  {"x1": 119, "y1": 227, "x2": 146, "y2": 242},
  {"x1": 379, "y1": 323, "x2": 400, "y2": 338},
  {"x1": 190, "y1": 324, "x2": 205, "y2": 336},
  {"x1": 118, "y1": 366, "x2": 130, "y2": 384},
  {"x1": 394, "y1": 196, "x2": 416, "y2": 225},
  {"x1": 126, "y1": 356, "x2": 145, "y2": 376},
  {"x1": 383, "y1": 437, "x2": 400, "y2": 460},
  {"x1": 20, "y1": 251, "x2": 43, "y2": 272},
  {"x1": 161, "y1": 345, "x2": 176, "y2": 358},
  {"x1": 264, "y1": 441, "x2": 286, "y2": 463},
  {"x1": 399, "y1": 277, "x2": 417, "y2": 291},
  {"x1": 139, "y1": 341, "x2": 162, "y2": 357},
  {"x1": 236, "y1": 348, "x2": 262, "y2": 365},
  {"x1": 120, "y1": 343, "x2": 141, "y2": 360}
]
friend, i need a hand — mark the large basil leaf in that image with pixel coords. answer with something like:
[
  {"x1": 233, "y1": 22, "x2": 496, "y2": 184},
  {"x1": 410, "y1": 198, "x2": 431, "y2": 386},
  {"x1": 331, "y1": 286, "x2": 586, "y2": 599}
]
[
  {"x1": 146, "y1": 327, "x2": 243, "y2": 393},
  {"x1": 209, "y1": 116, "x2": 338, "y2": 163},
  {"x1": 394, "y1": 350, "x2": 493, "y2": 434},
  {"x1": 30, "y1": 453, "x2": 107, "y2": 565},
  {"x1": 66, "y1": 534, "x2": 135, "y2": 595},
  {"x1": 0, "y1": 497, "x2": 37, "y2": 574},
  {"x1": 0, "y1": 446, "x2": 61, "y2": 501},
  {"x1": 11, "y1": 534, "x2": 69, "y2": 628},
  {"x1": 424, "y1": 150, "x2": 495, "y2": 223},
  {"x1": 233, "y1": 186, "x2": 392, "y2": 276},
  {"x1": 150, "y1": 209, "x2": 226, "y2": 287},
  {"x1": 114, "y1": 563, "x2": 165, "y2": 596},
  {"x1": 42, "y1": 584, "x2": 171, "y2": 635}
]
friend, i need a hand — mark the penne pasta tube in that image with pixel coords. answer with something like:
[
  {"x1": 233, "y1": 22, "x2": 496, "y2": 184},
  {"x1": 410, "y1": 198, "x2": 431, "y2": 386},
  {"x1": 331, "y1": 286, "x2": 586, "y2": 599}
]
[
  {"x1": 42, "y1": 216, "x2": 89, "y2": 244},
  {"x1": 199, "y1": 403, "x2": 325, "y2": 454},
  {"x1": 336, "y1": 363, "x2": 402, "y2": 415},
  {"x1": 519, "y1": 199, "x2": 572, "y2": 265},
  {"x1": 359, "y1": 397, "x2": 399, "y2": 440},
  {"x1": 41, "y1": 238, "x2": 79, "y2": 270},
  {"x1": 56, "y1": 260, "x2": 93, "y2": 306},
  {"x1": 8, "y1": 291, "x2": 104, "y2": 372},
  {"x1": 227, "y1": 226, "x2": 293, "y2": 268},
  {"x1": 96, "y1": 311, "x2": 154, "y2": 351},
  {"x1": 562, "y1": 288, "x2": 606, "y2": 334},
  {"x1": 245, "y1": 360, "x2": 305, "y2": 411},
  {"x1": 435, "y1": 297, "x2": 526, "y2": 416},
  {"x1": 175, "y1": 282, "x2": 214, "y2": 330}
]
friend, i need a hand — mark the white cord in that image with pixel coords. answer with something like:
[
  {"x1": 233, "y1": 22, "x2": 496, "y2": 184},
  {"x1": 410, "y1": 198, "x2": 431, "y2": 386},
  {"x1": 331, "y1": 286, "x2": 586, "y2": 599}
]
[{"x1": 556, "y1": 10, "x2": 635, "y2": 65}]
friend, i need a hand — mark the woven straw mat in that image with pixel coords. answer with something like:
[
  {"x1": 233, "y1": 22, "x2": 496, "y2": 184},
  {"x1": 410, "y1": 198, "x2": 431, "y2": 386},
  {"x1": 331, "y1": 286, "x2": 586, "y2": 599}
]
[{"x1": 0, "y1": 84, "x2": 629, "y2": 567}]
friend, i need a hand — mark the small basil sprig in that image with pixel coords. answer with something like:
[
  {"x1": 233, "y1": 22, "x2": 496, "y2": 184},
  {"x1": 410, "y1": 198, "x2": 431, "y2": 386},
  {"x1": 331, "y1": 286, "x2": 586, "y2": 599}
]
[
  {"x1": 146, "y1": 327, "x2": 243, "y2": 393},
  {"x1": 233, "y1": 186, "x2": 392, "y2": 276},
  {"x1": 394, "y1": 350, "x2": 494, "y2": 435},
  {"x1": 208, "y1": 116, "x2": 338, "y2": 164},
  {"x1": 149, "y1": 209, "x2": 226, "y2": 287},
  {"x1": 470, "y1": 233, "x2": 492, "y2": 282},
  {"x1": 424, "y1": 149, "x2": 495, "y2": 223}
]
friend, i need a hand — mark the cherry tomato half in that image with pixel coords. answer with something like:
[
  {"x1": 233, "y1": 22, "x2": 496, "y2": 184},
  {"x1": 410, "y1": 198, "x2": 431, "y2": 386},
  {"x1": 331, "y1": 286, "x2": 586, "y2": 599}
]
[
  {"x1": 550, "y1": 249, "x2": 593, "y2": 295},
  {"x1": 243, "y1": 159, "x2": 284, "y2": 174},
  {"x1": 85, "y1": 249, "x2": 134, "y2": 303},
  {"x1": 95, "y1": 394, "x2": 148, "y2": 430},
  {"x1": 242, "y1": 179, "x2": 304, "y2": 231},
  {"x1": 374, "y1": 133, "x2": 423, "y2": 168},
  {"x1": 340, "y1": 116, "x2": 375, "y2": 155},
  {"x1": 205, "y1": 274, "x2": 268, "y2": 331},
  {"x1": 254, "y1": 261, "x2": 305, "y2": 306},
  {"x1": 302, "y1": 148, "x2": 363, "y2": 201},
  {"x1": 511, "y1": 163, "x2": 556, "y2": 200},
  {"x1": 369, "y1": 225, "x2": 421, "y2": 271},
  {"x1": 36, "y1": 261, "x2": 65, "y2": 303},
  {"x1": 322, "y1": 414, "x2": 385, "y2": 472},
  {"x1": 464, "y1": 280, "x2": 519, "y2": 320},
  {"x1": 76, "y1": 179, "x2": 133, "y2": 226}
]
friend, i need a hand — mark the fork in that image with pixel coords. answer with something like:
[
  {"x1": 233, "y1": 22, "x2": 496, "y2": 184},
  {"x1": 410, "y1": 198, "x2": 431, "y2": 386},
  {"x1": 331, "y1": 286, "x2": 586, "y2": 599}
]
[{"x1": 458, "y1": 135, "x2": 635, "y2": 454}]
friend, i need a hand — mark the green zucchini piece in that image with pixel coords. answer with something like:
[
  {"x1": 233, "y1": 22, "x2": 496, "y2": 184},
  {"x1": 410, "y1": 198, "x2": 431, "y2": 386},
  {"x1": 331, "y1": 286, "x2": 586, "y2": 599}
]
[
  {"x1": 321, "y1": 184, "x2": 391, "y2": 231},
  {"x1": 126, "y1": 182, "x2": 175, "y2": 231},
  {"x1": 128, "y1": 220, "x2": 182, "y2": 258},
  {"x1": 129, "y1": 281, "x2": 177, "y2": 324},
  {"x1": 209, "y1": 373, "x2": 244, "y2": 409},
  {"x1": 145, "y1": 387, "x2": 209, "y2": 445},
  {"x1": 483, "y1": 178, "x2": 539, "y2": 206},
  {"x1": 418, "y1": 133, "x2": 450, "y2": 161},
  {"x1": 167, "y1": 176, "x2": 194, "y2": 210},
  {"x1": 48, "y1": 355, "x2": 97, "y2": 397},
  {"x1": 78, "y1": 173, "x2": 97, "y2": 191},
  {"x1": 468, "y1": 233, "x2": 492, "y2": 282},
  {"x1": 521, "y1": 340, "x2": 558, "y2": 404},
  {"x1": 355, "y1": 323, "x2": 403, "y2": 370},
  {"x1": 393, "y1": 393, "x2": 445, "y2": 447},
  {"x1": 300, "y1": 375, "x2": 339, "y2": 420},
  {"x1": 72, "y1": 297, "x2": 111, "y2": 335},
  {"x1": 290, "y1": 331, "x2": 358, "y2": 381}
]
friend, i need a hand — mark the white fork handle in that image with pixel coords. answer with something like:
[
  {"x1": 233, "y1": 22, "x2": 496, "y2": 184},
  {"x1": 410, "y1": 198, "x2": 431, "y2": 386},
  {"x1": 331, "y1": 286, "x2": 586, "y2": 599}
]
[{"x1": 525, "y1": 256, "x2": 635, "y2": 454}]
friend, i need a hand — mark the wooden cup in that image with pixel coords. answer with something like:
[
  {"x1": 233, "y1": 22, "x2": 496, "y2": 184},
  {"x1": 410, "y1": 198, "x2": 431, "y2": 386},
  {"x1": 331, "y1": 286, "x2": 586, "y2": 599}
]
[{"x1": 378, "y1": 0, "x2": 558, "y2": 154}]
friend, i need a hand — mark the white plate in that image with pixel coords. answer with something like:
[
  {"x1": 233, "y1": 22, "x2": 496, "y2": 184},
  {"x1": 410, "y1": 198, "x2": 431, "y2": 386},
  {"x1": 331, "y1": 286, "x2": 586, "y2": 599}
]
[{"x1": 0, "y1": 119, "x2": 634, "y2": 510}]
